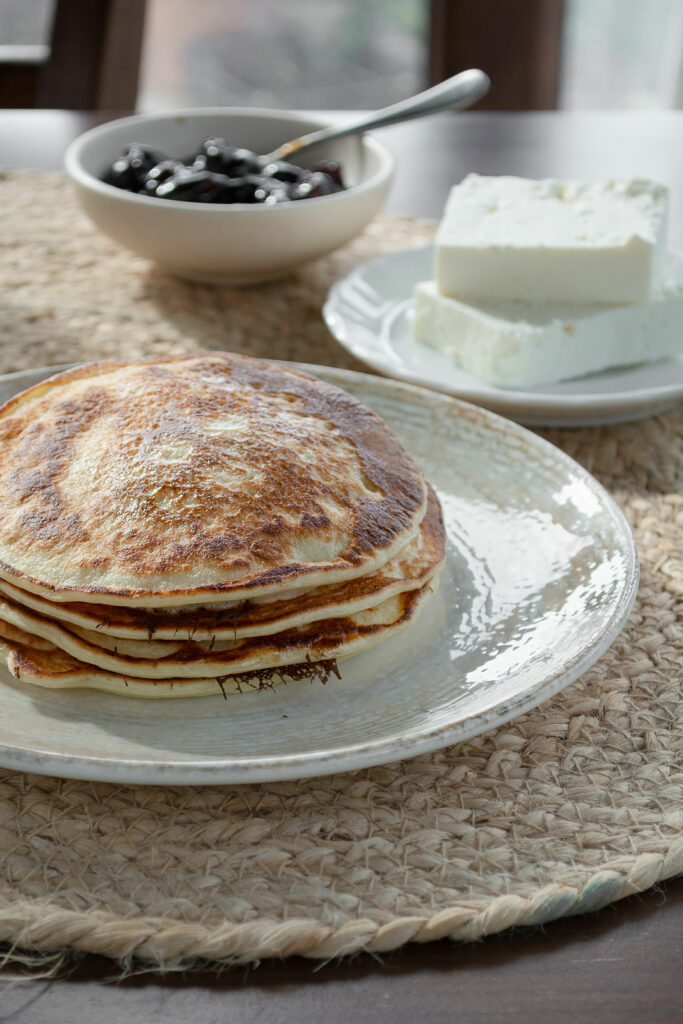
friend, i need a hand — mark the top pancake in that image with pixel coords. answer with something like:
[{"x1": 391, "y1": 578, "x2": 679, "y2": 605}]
[{"x1": 0, "y1": 354, "x2": 427, "y2": 607}]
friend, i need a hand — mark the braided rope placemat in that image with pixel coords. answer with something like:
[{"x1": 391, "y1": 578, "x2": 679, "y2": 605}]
[{"x1": 0, "y1": 171, "x2": 681, "y2": 967}]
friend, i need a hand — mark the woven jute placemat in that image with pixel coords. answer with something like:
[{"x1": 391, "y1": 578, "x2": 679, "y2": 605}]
[{"x1": 0, "y1": 171, "x2": 681, "y2": 967}]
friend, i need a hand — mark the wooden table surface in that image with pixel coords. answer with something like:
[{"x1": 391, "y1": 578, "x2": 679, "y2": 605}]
[{"x1": 0, "y1": 109, "x2": 682, "y2": 1024}]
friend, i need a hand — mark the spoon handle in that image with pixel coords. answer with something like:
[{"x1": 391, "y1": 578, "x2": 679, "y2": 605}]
[{"x1": 268, "y1": 69, "x2": 490, "y2": 164}]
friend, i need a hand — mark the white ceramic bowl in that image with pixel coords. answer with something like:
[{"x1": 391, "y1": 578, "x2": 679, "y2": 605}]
[{"x1": 65, "y1": 108, "x2": 394, "y2": 284}]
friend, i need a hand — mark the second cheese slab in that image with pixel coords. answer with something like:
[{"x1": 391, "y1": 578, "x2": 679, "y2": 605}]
[
  {"x1": 436, "y1": 175, "x2": 668, "y2": 305},
  {"x1": 413, "y1": 268, "x2": 683, "y2": 389}
]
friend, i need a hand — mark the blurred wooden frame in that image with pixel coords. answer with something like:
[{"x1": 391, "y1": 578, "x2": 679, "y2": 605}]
[
  {"x1": 429, "y1": 0, "x2": 566, "y2": 110},
  {"x1": 0, "y1": 0, "x2": 147, "y2": 110}
]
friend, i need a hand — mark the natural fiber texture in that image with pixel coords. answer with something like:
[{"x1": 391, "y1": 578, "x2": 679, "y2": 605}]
[{"x1": 0, "y1": 170, "x2": 681, "y2": 966}]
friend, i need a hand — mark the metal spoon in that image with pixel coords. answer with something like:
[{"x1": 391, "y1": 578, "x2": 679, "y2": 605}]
[{"x1": 258, "y1": 68, "x2": 490, "y2": 167}]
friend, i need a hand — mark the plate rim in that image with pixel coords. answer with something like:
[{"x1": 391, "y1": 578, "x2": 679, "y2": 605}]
[
  {"x1": 0, "y1": 362, "x2": 639, "y2": 784},
  {"x1": 323, "y1": 242, "x2": 683, "y2": 421}
]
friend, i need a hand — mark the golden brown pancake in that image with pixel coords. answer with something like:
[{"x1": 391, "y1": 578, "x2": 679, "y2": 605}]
[
  {"x1": 0, "y1": 580, "x2": 439, "y2": 679},
  {"x1": 0, "y1": 486, "x2": 445, "y2": 641},
  {"x1": 0, "y1": 354, "x2": 446, "y2": 700},
  {"x1": 0, "y1": 354, "x2": 427, "y2": 607},
  {"x1": 0, "y1": 582, "x2": 437, "y2": 697}
]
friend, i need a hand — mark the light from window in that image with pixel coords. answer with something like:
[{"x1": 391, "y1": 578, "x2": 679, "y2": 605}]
[
  {"x1": 137, "y1": 0, "x2": 428, "y2": 112},
  {"x1": 560, "y1": 0, "x2": 683, "y2": 109}
]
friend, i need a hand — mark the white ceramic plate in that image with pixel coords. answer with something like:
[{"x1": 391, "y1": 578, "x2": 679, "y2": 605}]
[
  {"x1": 323, "y1": 244, "x2": 683, "y2": 427},
  {"x1": 0, "y1": 364, "x2": 638, "y2": 785}
]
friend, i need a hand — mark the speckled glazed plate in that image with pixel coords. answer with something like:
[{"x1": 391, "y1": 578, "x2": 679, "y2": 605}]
[
  {"x1": 324, "y1": 243, "x2": 683, "y2": 427},
  {"x1": 0, "y1": 364, "x2": 638, "y2": 785}
]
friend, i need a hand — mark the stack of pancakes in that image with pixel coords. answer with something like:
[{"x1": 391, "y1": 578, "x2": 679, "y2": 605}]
[{"x1": 0, "y1": 354, "x2": 445, "y2": 698}]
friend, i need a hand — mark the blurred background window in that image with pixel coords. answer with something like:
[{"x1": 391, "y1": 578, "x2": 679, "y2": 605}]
[
  {"x1": 137, "y1": 0, "x2": 429, "y2": 112},
  {"x1": 559, "y1": 0, "x2": 683, "y2": 109},
  {"x1": 0, "y1": 0, "x2": 54, "y2": 47},
  {"x1": 1, "y1": 0, "x2": 683, "y2": 112}
]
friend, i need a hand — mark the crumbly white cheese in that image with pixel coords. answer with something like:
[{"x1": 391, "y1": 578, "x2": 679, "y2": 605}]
[
  {"x1": 436, "y1": 175, "x2": 668, "y2": 305},
  {"x1": 413, "y1": 267, "x2": 683, "y2": 389}
]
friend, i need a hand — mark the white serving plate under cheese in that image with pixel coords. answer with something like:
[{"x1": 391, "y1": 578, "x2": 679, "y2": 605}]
[{"x1": 324, "y1": 244, "x2": 683, "y2": 427}]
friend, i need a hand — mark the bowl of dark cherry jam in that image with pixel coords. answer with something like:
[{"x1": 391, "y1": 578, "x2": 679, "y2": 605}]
[{"x1": 65, "y1": 108, "x2": 394, "y2": 284}]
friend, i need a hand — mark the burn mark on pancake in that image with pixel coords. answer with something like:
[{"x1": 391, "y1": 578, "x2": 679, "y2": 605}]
[
  {"x1": 3, "y1": 388, "x2": 109, "y2": 550},
  {"x1": 248, "y1": 538, "x2": 285, "y2": 561},
  {"x1": 214, "y1": 657, "x2": 342, "y2": 699},
  {"x1": 17, "y1": 509, "x2": 87, "y2": 542},
  {"x1": 299, "y1": 510, "x2": 331, "y2": 531}
]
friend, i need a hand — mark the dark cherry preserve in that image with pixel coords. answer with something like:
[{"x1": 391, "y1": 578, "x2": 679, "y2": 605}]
[{"x1": 101, "y1": 139, "x2": 346, "y2": 205}]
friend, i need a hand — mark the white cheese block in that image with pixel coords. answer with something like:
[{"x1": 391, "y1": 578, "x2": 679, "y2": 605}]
[
  {"x1": 413, "y1": 267, "x2": 683, "y2": 390},
  {"x1": 436, "y1": 175, "x2": 668, "y2": 305}
]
